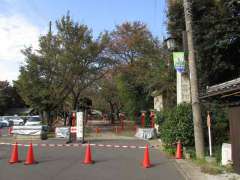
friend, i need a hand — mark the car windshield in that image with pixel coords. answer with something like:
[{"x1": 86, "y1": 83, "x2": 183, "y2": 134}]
[{"x1": 28, "y1": 117, "x2": 41, "y2": 122}]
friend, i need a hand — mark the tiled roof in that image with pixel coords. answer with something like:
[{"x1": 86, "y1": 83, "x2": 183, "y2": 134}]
[{"x1": 206, "y1": 78, "x2": 240, "y2": 95}]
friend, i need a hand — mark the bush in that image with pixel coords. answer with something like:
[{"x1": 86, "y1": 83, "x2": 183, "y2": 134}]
[
  {"x1": 154, "y1": 111, "x2": 165, "y2": 126},
  {"x1": 160, "y1": 103, "x2": 194, "y2": 147}
]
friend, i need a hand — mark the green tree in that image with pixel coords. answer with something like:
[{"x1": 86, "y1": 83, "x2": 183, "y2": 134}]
[
  {"x1": 16, "y1": 14, "x2": 109, "y2": 125},
  {"x1": 167, "y1": 0, "x2": 240, "y2": 86},
  {"x1": 94, "y1": 69, "x2": 122, "y2": 123},
  {"x1": 0, "y1": 81, "x2": 12, "y2": 115},
  {"x1": 106, "y1": 22, "x2": 175, "y2": 117},
  {"x1": 0, "y1": 81, "x2": 26, "y2": 115}
]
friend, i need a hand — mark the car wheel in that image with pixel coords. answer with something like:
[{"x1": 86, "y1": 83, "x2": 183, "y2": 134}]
[{"x1": 19, "y1": 122, "x2": 24, "y2": 126}]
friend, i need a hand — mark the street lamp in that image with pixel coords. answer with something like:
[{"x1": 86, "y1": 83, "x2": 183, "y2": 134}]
[{"x1": 165, "y1": 37, "x2": 177, "y2": 51}]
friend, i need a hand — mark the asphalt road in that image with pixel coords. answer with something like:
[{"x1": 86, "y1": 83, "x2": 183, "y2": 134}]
[{"x1": 0, "y1": 139, "x2": 184, "y2": 180}]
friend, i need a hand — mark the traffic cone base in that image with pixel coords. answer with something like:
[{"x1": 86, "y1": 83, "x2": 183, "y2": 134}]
[
  {"x1": 9, "y1": 142, "x2": 21, "y2": 164},
  {"x1": 24, "y1": 161, "x2": 38, "y2": 165},
  {"x1": 142, "y1": 162, "x2": 151, "y2": 168},
  {"x1": 9, "y1": 159, "x2": 21, "y2": 164},
  {"x1": 84, "y1": 160, "x2": 94, "y2": 164},
  {"x1": 142, "y1": 144, "x2": 151, "y2": 168}
]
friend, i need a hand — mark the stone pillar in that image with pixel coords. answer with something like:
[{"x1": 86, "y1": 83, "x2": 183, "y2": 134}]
[
  {"x1": 154, "y1": 95, "x2": 163, "y2": 111},
  {"x1": 177, "y1": 72, "x2": 191, "y2": 104}
]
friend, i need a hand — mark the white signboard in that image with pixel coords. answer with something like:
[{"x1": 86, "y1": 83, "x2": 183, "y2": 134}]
[
  {"x1": 12, "y1": 126, "x2": 42, "y2": 135},
  {"x1": 222, "y1": 143, "x2": 232, "y2": 165},
  {"x1": 135, "y1": 128, "x2": 155, "y2": 140},
  {"x1": 55, "y1": 127, "x2": 69, "y2": 138},
  {"x1": 76, "y1": 112, "x2": 83, "y2": 139}
]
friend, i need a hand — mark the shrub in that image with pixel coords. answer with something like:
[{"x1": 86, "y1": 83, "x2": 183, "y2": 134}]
[
  {"x1": 154, "y1": 111, "x2": 165, "y2": 126},
  {"x1": 160, "y1": 103, "x2": 194, "y2": 147}
]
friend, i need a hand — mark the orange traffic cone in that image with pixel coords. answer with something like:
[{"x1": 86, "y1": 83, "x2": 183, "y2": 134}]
[
  {"x1": 24, "y1": 143, "x2": 37, "y2": 165},
  {"x1": 9, "y1": 142, "x2": 20, "y2": 164},
  {"x1": 175, "y1": 140, "x2": 182, "y2": 159},
  {"x1": 83, "y1": 144, "x2": 93, "y2": 164},
  {"x1": 142, "y1": 144, "x2": 151, "y2": 168}
]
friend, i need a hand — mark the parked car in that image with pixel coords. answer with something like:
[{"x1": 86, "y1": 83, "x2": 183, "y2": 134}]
[
  {"x1": 0, "y1": 120, "x2": 5, "y2": 128},
  {"x1": 25, "y1": 116, "x2": 42, "y2": 126},
  {"x1": 0, "y1": 117, "x2": 15, "y2": 127},
  {"x1": 9, "y1": 116, "x2": 25, "y2": 126}
]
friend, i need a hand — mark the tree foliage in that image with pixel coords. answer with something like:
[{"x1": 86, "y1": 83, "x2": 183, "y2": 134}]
[
  {"x1": 15, "y1": 13, "x2": 110, "y2": 123},
  {"x1": 15, "y1": 16, "x2": 175, "y2": 123},
  {"x1": 103, "y1": 22, "x2": 175, "y2": 118},
  {"x1": 0, "y1": 81, "x2": 12, "y2": 115},
  {"x1": 167, "y1": 0, "x2": 240, "y2": 86},
  {"x1": 0, "y1": 81, "x2": 25, "y2": 115}
]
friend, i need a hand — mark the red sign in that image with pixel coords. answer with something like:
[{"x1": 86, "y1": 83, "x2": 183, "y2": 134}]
[{"x1": 70, "y1": 126, "x2": 77, "y2": 133}]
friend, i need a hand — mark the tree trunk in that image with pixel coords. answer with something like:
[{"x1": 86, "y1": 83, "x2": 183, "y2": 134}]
[
  {"x1": 115, "y1": 104, "x2": 120, "y2": 121},
  {"x1": 109, "y1": 101, "x2": 115, "y2": 124},
  {"x1": 43, "y1": 110, "x2": 51, "y2": 127},
  {"x1": 63, "y1": 112, "x2": 67, "y2": 126},
  {"x1": 72, "y1": 93, "x2": 80, "y2": 110},
  {"x1": 183, "y1": 0, "x2": 205, "y2": 159}
]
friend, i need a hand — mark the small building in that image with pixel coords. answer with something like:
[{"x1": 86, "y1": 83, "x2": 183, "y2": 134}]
[{"x1": 201, "y1": 77, "x2": 240, "y2": 173}]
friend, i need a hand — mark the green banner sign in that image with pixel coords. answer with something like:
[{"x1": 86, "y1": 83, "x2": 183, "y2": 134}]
[{"x1": 173, "y1": 52, "x2": 185, "y2": 73}]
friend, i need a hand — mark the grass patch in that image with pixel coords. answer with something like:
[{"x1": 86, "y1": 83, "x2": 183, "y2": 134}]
[
  {"x1": 224, "y1": 164, "x2": 235, "y2": 173},
  {"x1": 163, "y1": 146, "x2": 176, "y2": 156},
  {"x1": 201, "y1": 164, "x2": 223, "y2": 175}
]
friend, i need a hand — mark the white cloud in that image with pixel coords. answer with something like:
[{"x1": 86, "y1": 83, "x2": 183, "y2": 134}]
[
  {"x1": 0, "y1": 14, "x2": 41, "y2": 82},
  {"x1": 0, "y1": 61, "x2": 20, "y2": 83}
]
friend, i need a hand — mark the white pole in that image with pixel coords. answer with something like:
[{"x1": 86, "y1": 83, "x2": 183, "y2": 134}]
[
  {"x1": 207, "y1": 112, "x2": 212, "y2": 156},
  {"x1": 208, "y1": 126, "x2": 212, "y2": 156}
]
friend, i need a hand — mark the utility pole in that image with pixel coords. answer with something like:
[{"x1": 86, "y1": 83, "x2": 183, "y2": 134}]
[{"x1": 183, "y1": 0, "x2": 205, "y2": 158}]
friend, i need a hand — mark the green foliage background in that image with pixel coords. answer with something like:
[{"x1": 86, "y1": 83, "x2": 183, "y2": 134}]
[
  {"x1": 156, "y1": 102, "x2": 229, "y2": 149},
  {"x1": 167, "y1": 0, "x2": 240, "y2": 86}
]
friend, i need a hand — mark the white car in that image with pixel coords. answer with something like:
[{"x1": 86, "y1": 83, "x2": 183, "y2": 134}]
[
  {"x1": 0, "y1": 117, "x2": 11, "y2": 127},
  {"x1": 9, "y1": 117, "x2": 24, "y2": 126},
  {"x1": 25, "y1": 116, "x2": 42, "y2": 126}
]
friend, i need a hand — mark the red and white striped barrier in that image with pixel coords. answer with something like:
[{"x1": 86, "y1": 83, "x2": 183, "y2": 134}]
[{"x1": 0, "y1": 142, "x2": 159, "y2": 149}]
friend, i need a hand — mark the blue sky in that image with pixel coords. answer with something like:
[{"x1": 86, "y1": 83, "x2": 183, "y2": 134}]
[{"x1": 0, "y1": 0, "x2": 167, "y2": 82}]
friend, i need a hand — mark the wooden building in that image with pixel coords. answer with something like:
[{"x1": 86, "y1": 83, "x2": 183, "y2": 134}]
[{"x1": 201, "y1": 78, "x2": 240, "y2": 173}]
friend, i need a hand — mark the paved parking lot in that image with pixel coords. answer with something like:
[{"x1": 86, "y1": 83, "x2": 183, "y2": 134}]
[{"x1": 0, "y1": 139, "x2": 184, "y2": 180}]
